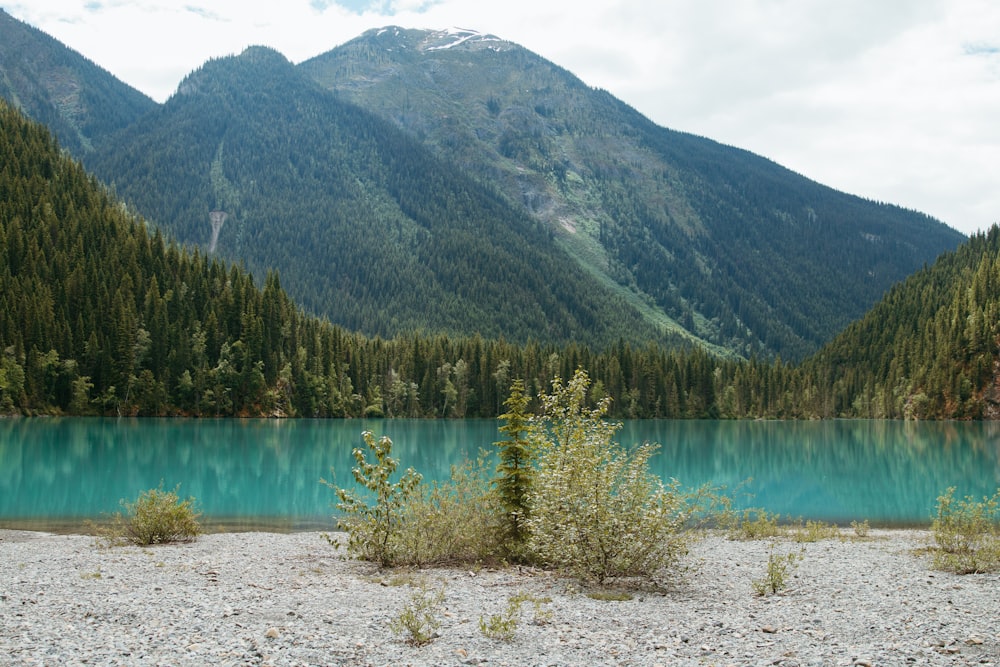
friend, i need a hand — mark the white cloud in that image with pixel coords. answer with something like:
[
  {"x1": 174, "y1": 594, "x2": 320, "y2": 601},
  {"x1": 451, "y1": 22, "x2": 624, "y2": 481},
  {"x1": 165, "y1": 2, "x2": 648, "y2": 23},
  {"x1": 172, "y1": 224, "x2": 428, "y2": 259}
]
[{"x1": 4, "y1": 0, "x2": 999, "y2": 234}]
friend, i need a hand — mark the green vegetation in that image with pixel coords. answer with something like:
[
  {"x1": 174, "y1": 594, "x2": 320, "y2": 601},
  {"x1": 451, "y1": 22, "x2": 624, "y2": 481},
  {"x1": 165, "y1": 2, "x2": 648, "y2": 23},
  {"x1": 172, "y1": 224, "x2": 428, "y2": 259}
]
[
  {"x1": 328, "y1": 374, "x2": 706, "y2": 586},
  {"x1": 479, "y1": 592, "x2": 554, "y2": 640},
  {"x1": 101, "y1": 483, "x2": 202, "y2": 546},
  {"x1": 325, "y1": 431, "x2": 422, "y2": 568},
  {"x1": 790, "y1": 520, "x2": 841, "y2": 543},
  {"x1": 525, "y1": 370, "x2": 696, "y2": 584},
  {"x1": 493, "y1": 378, "x2": 534, "y2": 558},
  {"x1": 752, "y1": 544, "x2": 802, "y2": 596},
  {"x1": 390, "y1": 582, "x2": 446, "y2": 646},
  {"x1": 729, "y1": 509, "x2": 783, "y2": 541},
  {"x1": 585, "y1": 590, "x2": 634, "y2": 602},
  {"x1": 931, "y1": 487, "x2": 1000, "y2": 574},
  {"x1": 2, "y1": 97, "x2": 1000, "y2": 422}
]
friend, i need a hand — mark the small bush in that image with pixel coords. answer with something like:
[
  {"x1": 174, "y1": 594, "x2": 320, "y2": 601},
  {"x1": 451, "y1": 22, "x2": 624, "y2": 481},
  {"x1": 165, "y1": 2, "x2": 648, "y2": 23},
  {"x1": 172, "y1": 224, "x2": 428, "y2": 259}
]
[
  {"x1": 390, "y1": 582, "x2": 446, "y2": 645},
  {"x1": 728, "y1": 508, "x2": 783, "y2": 541},
  {"x1": 479, "y1": 592, "x2": 552, "y2": 641},
  {"x1": 931, "y1": 487, "x2": 1000, "y2": 574},
  {"x1": 392, "y1": 456, "x2": 505, "y2": 567},
  {"x1": 324, "y1": 431, "x2": 422, "y2": 567},
  {"x1": 791, "y1": 519, "x2": 840, "y2": 543},
  {"x1": 850, "y1": 519, "x2": 871, "y2": 539},
  {"x1": 752, "y1": 544, "x2": 801, "y2": 596},
  {"x1": 99, "y1": 483, "x2": 201, "y2": 546}
]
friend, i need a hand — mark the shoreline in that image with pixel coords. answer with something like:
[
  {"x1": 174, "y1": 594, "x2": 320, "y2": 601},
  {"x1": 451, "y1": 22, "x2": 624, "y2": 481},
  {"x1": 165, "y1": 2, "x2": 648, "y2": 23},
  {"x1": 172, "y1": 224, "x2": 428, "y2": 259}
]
[{"x1": 2, "y1": 529, "x2": 998, "y2": 666}]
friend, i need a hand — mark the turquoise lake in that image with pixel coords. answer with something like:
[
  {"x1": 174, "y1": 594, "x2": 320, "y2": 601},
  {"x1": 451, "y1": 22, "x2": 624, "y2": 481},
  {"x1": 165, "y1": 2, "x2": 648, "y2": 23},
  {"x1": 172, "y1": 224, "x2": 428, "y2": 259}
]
[{"x1": 1, "y1": 418, "x2": 998, "y2": 531}]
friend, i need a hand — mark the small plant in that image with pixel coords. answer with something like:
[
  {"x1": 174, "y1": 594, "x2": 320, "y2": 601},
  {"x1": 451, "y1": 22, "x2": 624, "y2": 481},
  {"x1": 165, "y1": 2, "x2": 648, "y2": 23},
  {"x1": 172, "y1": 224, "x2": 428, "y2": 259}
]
[
  {"x1": 791, "y1": 519, "x2": 840, "y2": 543},
  {"x1": 729, "y1": 508, "x2": 783, "y2": 541},
  {"x1": 585, "y1": 590, "x2": 634, "y2": 601},
  {"x1": 323, "y1": 431, "x2": 422, "y2": 567},
  {"x1": 100, "y1": 482, "x2": 201, "y2": 546},
  {"x1": 478, "y1": 592, "x2": 552, "y2": 640},
  {"x1": 479, "y1": 598, "x2": 521, "y2": 641},
  {"x1": 931, "y1": 487, "x2": 1000, "y2": 574},
  {"x1": 850, "y1": 519, "x2": 871, "y2": 539},
  {"x1": 752, "y1": 544, "x2": 801, "y2": 596},
  {"x1": 390, "y1": 582, "x2": 446, "y2": 646}
]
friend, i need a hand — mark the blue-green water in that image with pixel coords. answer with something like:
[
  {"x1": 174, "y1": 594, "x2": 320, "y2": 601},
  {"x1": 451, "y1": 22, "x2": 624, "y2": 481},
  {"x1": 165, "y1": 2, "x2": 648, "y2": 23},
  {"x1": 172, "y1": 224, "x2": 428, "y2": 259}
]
[{"x1": 1, "y1": 418, "x2": 998, "y2": 531}]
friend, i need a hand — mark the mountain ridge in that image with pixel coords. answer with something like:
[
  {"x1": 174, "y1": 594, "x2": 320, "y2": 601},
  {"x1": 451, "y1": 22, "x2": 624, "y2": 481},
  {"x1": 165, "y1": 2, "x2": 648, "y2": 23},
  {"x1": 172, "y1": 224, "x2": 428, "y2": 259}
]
[{"x1": 0, "y1": 15, "x2": 967, "y2": 361}]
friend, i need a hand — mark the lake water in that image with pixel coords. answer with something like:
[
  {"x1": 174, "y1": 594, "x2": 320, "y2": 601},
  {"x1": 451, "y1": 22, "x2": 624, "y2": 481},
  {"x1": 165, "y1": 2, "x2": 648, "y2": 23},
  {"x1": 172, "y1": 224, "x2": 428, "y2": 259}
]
[{"x1": 1, "y1": 418, "x2": 998, "y2": 531}]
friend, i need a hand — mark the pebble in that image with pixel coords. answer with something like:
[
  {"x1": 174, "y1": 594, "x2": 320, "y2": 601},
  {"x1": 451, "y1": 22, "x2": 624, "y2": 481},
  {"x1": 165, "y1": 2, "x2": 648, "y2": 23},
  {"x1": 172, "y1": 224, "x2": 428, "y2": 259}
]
[{"x1": 1, "y1": 529, "x2": 998, "y2": 666}]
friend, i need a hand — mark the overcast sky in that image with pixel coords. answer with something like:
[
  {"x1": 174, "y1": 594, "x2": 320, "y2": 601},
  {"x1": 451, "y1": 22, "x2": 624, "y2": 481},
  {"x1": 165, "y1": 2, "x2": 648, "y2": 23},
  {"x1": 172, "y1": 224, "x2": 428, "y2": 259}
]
[{"x1": 6, "y1": 0, "x2": 999, "y2": 236}]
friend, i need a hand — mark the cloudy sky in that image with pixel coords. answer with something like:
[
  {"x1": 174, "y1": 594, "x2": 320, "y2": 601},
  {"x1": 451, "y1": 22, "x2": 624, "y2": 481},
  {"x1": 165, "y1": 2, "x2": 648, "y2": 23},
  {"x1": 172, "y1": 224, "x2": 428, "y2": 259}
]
[{"x1": 6, "y1": 0, "x2": 999, "y2": 235}]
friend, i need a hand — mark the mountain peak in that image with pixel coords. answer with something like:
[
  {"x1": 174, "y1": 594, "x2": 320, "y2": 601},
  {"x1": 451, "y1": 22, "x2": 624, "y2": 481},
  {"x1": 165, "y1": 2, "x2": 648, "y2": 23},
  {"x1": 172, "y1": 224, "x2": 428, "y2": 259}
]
[{"x1": 359, "y1": 26, "x2": 510, "y2": 53}]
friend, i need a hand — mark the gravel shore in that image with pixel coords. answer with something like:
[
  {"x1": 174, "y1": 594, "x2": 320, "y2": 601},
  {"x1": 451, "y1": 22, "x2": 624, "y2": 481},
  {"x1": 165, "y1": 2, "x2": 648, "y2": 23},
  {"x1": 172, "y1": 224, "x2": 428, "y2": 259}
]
[{"x1": 1, "y1": 528, "x2": 998, "y2": 666}]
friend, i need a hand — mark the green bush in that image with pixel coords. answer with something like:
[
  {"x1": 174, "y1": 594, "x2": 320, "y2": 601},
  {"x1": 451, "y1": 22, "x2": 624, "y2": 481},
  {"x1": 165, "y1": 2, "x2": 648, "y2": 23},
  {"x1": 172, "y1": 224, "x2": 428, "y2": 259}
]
[
  {"x1": 752, "y1": 543, "x2": 801, "y2": 596},
  {"x1": 104, "y1": 483, "x2": 201, "y2": 546},
  {"x1": 325, "y1": 430, "x2": 423, "y2": 567},
  {"x1": 392, "y1": 456, "x2": 505, "y2": 567},
  {"x1": 525, "y1": 369, "x2": 697, "y2": 585},
  {"x1": 728, "y1": 508, "x2": 783, "y2": 541},
  {"x1": 390, "y1": 582, "x2": 446, "y2": 645},
  {"x1": 931, "y1": 487, "x2": 1000, "y2": 574}
]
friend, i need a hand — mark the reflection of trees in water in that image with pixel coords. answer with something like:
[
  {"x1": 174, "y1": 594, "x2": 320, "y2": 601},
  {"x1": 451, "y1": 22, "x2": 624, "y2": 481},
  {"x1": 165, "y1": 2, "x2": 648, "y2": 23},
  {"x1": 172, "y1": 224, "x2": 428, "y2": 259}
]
[
  {"x1": 1, "y1": 419, "x2": 997, "y2": 529},
  {"x1": 627, "y1": 419, "x2": 1000, "y2": 526}
]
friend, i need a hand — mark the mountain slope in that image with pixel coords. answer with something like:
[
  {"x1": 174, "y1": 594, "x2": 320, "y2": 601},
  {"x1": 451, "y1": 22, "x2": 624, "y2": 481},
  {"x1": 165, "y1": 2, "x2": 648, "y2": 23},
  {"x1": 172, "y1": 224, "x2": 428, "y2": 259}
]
[
  {"x1": 300, "y1": 27, "x2": 966, "y2": 360},
  {"x1": 801, "y1": 225, "x2": 1000, "y2": 419},
  {"x1": 0, "y1": 9, "x2": 156, "y2": 154},
  {"x1": 80, "y1": 46, "x2": 669, "y2": 349}
]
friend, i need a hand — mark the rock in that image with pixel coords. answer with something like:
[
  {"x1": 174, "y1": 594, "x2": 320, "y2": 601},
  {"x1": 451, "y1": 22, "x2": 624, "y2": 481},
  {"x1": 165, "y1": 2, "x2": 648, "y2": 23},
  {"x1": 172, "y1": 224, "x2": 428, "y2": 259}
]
[
  {"x1": 762, "y1": 625, "x2": 778, "y2": 634},
  {"x1": 264, "y1": 627, "x2": 280, "y2": 639}
]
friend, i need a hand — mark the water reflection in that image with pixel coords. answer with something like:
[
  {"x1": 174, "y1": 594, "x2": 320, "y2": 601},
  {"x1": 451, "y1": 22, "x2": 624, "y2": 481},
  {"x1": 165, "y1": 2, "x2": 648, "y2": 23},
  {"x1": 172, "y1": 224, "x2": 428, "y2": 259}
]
[{"x1": 1, "y1": 418, "x2": 998, "y2": 530}]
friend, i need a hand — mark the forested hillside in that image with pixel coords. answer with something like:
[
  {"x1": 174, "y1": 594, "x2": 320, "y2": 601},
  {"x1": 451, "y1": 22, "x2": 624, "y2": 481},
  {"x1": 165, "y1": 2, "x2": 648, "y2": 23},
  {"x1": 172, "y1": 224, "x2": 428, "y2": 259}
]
[
  {"x1": 303, "y1": 27, "x2": 966, "y2": 361},
  {"x1": 0, "y1": 9, "x2": 156, "y2": 155},
  {"x1": 80, "y1": 46, "x2": 675, "y2": 351},
  {"x1": 801, "y1": 227, "x2": 1000, "y2": 419},
  {"x1": 3, "y1": 95, "x2": 998, "y2": 419}
]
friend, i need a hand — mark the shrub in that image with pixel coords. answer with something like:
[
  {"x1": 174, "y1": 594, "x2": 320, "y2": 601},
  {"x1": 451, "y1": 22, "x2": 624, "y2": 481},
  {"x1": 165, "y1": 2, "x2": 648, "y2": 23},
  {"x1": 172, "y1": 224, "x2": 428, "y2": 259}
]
[
  {"x1": 752, "y1": 543, "x2": 801, "y2": 596},
  {"x1": 392, "y1": 456, "x2": 505, "y2": 567},
  {"x1": 729, "y1": 508, "x2": 783, "y2": 541},
  {"x1": 931, "y1": 487, "x2": 1000, "y2": 574},
  {"x1": 479, "y1": 592, "x2": 552, "y2": 641},
  {"x1": 324, "y1": 430, "x2": 422, "y2": 567},
  {"x1": 390, "y1": 582, "x2": 446, "y2": 645},
  {"x1": 791, "y1": 519, "x2": 840, "y2": 543},
  {"x1": 525, "y1": 369, "x2": 697, "y2": 585},
  {"x1": 104, "y1": 482, "x2": 201, "y2": 546}
]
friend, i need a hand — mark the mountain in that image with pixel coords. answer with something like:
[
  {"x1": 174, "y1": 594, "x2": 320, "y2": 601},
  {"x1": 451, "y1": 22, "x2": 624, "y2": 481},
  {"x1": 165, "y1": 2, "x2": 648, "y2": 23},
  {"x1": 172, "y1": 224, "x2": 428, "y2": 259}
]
[
  {"x1": 0, "y1": 18, "x2": 967, "y2": 360},
  {"x1": 79, "y1": 46, "x2": 665, "y2": 350},
  {"x1": 300, "y1": 27, "x2": 966, "y2": 360},
  {"x1": 0, "y1": 9, "x2": 156, "y2": 154}
]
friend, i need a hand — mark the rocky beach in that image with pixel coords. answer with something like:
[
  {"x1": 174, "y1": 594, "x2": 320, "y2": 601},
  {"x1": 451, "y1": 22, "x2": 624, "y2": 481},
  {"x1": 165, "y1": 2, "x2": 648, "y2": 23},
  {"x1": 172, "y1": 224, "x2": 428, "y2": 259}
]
[{"x1": 1, "y1": 528, "x2": 998, "y2": 666}]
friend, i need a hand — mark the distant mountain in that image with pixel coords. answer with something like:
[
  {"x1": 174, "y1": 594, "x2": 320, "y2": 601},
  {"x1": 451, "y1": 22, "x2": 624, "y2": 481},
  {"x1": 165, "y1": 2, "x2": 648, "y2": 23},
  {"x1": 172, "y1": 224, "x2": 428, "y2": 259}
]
[
  {"x1": 0, "y1": 9, "x2": 156, "y2": 154},
  {"x1": 0, "y1": 17, "x2": 968, "y2": 360},
  {"x1": 300, "y1": 27, "x2": 966, "y2": 360},
  {"x1": 79, "y1": 46, "x2": 666, "y2": 349}
]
